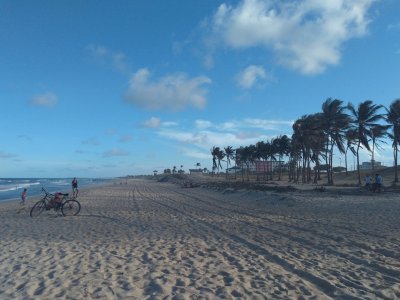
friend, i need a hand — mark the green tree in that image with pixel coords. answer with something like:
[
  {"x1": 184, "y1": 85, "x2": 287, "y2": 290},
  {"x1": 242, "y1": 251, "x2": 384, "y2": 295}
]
[
  {"x1": 211, "y1": 146, "x2": 225, "y2": 175},
  {"x1": 224, "y1": 146, "x2": 235, "y2": 179},
  {"x1": 216, "y1": 148, "x2": 226, "y2": 175},
  {"x1": 344, "y1": 129, "x2": 357, "y2": 175},
  {"x1": 386, "y1": 99, "x2": 400, "y2": 182},
  {"x1": 275, "y1": 135, "x2": 290, "y2": 181},
  {"x1": 370, "y1": 124, "x2": 389, "y2": 170},
  {"x1": 292, "y1": 114, "x2": 326, "y2": 183},
  {"x1": 348, "y1": 100, "x2": 385, "y2": 185},
  {"x1": 321, "y1": 98, "x2": 350, "y2": 185}
]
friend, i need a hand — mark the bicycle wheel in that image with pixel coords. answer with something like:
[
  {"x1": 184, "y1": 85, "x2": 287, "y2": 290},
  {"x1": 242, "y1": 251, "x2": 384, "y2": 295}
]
[
  {"x1": 62, "y1": 199, "x2": 81, "y2": 216},
  {"x1": 30, "y1": 200, "x2": 46, "y2": 217}
]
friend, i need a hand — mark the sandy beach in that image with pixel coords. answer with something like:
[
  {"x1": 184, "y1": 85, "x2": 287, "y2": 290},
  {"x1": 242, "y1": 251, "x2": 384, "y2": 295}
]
[{"x1": 1, "y1": 177, "x2": 400, "y2": 299}]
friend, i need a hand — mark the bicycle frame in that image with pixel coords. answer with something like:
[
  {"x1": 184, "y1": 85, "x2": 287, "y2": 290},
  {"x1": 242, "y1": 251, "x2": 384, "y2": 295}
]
[{"x1": 31, "y1": 187, "x2": 81, "y2": 217}]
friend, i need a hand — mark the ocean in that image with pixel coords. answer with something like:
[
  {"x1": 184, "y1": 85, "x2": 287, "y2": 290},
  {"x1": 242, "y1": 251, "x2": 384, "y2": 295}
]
[{"x1": 0, "y1": 178, "x2": 112, "y2": 202}]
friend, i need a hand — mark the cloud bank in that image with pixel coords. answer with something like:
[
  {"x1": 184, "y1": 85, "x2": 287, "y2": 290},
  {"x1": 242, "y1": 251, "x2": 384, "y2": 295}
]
[{"x1": 125, "y1": 69, "x2": 211, "y2": 111}]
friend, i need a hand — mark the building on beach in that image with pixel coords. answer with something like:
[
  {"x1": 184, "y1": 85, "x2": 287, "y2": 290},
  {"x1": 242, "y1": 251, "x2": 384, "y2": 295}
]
[
  {"x1": 233, "y1": 160, "x2": 286, "y2": 174},
  {"x1": 189, "y1": 168, "x2": 203, "y2": 174},
  {"x1": 359, "y1": 160, "x2": 384, "y2": 170}
]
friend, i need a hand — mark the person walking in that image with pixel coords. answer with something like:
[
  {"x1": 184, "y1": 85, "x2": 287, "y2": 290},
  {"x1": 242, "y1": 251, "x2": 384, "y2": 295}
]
[
  {"x1": 72, "y1": 177, "x2": 79, "y2": 198},
  {"x1": 17, "y1": 188, "x2": 27, "y2": 213}
]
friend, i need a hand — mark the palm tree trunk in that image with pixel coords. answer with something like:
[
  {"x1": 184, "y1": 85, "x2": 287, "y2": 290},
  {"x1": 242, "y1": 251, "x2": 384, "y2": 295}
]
[
  {"x1": 307, "y1": 157, "x2": 311, "y2": 183},
  {"x1": 356, "y1": 142, "x2": 361, "y2": 185},
  {"x1": 371, "y1": 139, "x2": 375, "y2": 170},
  {"x1": 394, "y1": 145, "x2": 398, "y2": 183},
  {"x1": 278, "y1": 154, "x2": 282, "y2": 181},
  {"x1": 325, "y1": 141, "x2": 330, "y2": 184},
  {"x1": 329, "y1": 144, "x2": 334, "y2": 185}
]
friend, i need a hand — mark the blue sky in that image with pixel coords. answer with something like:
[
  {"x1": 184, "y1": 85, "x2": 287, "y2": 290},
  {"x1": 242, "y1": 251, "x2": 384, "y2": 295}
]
[{"x1": 1, "y1": 0, "x2": 399, "y2": 178}]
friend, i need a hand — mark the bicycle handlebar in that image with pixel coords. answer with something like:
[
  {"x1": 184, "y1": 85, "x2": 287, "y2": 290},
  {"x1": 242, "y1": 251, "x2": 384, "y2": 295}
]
[{"x1": 41, "y1": 187, "x2": 68, "y2": 197}]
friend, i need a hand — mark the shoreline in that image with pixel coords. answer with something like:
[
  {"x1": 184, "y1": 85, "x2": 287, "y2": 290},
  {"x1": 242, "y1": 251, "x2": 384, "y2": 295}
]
[{"x1": 0, "y1": 177, "x2": 116, "y2": 203}]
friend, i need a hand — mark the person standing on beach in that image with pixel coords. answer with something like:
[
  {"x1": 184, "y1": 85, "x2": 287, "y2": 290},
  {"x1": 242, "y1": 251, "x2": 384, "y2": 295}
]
[
  {"x1": 17, "y1": 188, "x2": 27, "y2": 213},
  {"x1": 373, "y1": 174, "x2": 382, "y2": 193},
  {"x1": 72, "y1": 177, "x2": 78, "y2": 198},
  {"x1": 364, "y1": 174, "x2": 371, "y2": 190}
]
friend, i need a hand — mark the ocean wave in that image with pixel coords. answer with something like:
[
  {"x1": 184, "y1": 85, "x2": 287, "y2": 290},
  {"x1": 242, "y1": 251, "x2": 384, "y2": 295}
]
[
  {"x1": 51, "y1": 180, "x2": 70, "y2": 185},
  {"x1": 0, "y1": 182, "x2": 40, "y2": 192}
]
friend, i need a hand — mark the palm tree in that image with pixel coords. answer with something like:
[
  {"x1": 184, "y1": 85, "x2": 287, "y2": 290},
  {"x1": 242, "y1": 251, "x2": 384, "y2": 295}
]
[
  {"x1": 370, "y1": 124, "x2": 389, "y2": 170},
  {"x1": 321, "y1": 98, "x2": 350, "y2": 185},
  {"x1": 348, "y1": 100, "x2": 385, "y2": 185},
  {"x1": 211, "y1": 146, "x2": 225, "y2": 175},
  {"x1": 236, "y1": 145, "x2": 256, "y2": 181},
  {"x1": 276, "y1": 135, "x2": 290, "y2": 181},
  {"x1": 292, "y1": 114, "x2": 326, "y2": 183},
  {"x1": 172, "y1": 166, "x2": 177, "y2": 174},
  {"x1": 211, "y1": 146, "x2": 219, "y2": 175},
  {"x1": 386, "y1": 99, "x2": 400, "y2": 182},
  {"x1": 255, "y1": 141, "x2": 266, "y2": 180},
  {"x1": 267, "y1": 139, "x2": 278, "y2": 180},
  {"x1": 216, "y1": 148, "x2": 226, "y2": 175},
  {"x1": 344, "y1": 129, "x2": 357, "y2": 175},
  {"x1": 224, "y1": 146, "x2": 235, "y2": 179},
  {"x1": 235, "y1": 147, "x2": 245, "y2": 181},
  {"x1": 195, "y1": 162, "x2": 201, "y2": 169},
  {"x1": 246, "y1": 145, "x2": 257, "y2": 181}
]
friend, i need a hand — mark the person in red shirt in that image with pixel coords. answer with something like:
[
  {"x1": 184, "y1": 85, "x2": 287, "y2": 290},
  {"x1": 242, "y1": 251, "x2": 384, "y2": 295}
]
[{"x1": 17, "y1": 188, "x2": 27, "y2": 214}]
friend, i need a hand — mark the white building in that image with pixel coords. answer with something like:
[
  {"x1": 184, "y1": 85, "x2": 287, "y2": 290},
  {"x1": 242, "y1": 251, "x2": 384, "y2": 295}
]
[{"x1": 360, "y1": 161, "x2": 383, "y2": 170}]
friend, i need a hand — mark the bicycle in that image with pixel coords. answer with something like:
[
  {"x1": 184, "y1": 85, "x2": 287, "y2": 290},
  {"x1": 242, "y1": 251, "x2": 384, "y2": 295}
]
[{"x1": 30, "y1": 187, "x2": 81, "y2": 217}]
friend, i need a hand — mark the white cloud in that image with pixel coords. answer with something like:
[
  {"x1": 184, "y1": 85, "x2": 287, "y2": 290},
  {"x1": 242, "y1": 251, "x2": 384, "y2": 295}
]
[
  {"x1": 236, "y1": 65, "x2": 267, "y2": 88},
  {"x1": 159, "y1": 129, "x2": 270, "y2": 150},
  {"x1": 192, "y1": 118, "x2": 293, "y2": 132},
  {"x1": 211, "y1": 0, "x2": 375, "y2": 74},
  {"x1": 180, "y1": 148, "x2": 210, "y2": 160},
  {"x1": 242, "y1": 118, "x2": 294, "y2": 130},
  {"x1": 31, "y1": 92, "x2": 58, "y2": 107},
  {"x1": 125, "y1": 69, "x2": 211, "y2": 111},
  {"x1": 162, "y1": 121, "x2": 178, "y2": 127},
  {"x1": 142, "y1": 117, "x2": 161, "y2": 128},
  {"x1": 195, "y1": 120, "x2": 213, "y2": 129},
  {"x1": 103, "y1": 148, "x2": 130, "y2": 157},
  {"x1": 86, "y1": 44, "x2": 130, "y2": 73}
]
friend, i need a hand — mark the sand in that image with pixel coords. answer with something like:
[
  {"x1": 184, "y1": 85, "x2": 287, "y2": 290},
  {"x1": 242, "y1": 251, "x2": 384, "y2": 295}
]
[{"x1": 1, "y1": 177, "x2": 400, "y2": 299}]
